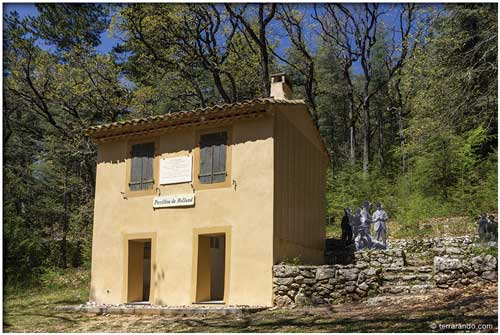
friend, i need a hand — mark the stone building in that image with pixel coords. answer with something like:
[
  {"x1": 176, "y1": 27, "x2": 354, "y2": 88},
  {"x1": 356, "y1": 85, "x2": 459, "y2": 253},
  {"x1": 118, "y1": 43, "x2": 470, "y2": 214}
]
[{"x1": 86, "y1": 74, "x2": 329, "y2": 307}]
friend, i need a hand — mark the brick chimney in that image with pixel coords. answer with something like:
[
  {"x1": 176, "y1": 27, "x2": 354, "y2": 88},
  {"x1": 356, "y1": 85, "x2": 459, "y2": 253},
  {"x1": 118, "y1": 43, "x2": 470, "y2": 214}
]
[{"x1": 270, "y1": 73, "x2": 293, "y2": 100}]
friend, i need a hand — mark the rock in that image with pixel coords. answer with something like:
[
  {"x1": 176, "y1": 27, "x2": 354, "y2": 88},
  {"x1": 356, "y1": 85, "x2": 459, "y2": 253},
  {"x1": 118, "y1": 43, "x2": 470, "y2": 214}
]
[
  {"x1": 294, "y1": 293, "x2": 312, "y2": 305},
  {"x1": 316, "y1": 267, "x2": 335, "y2": 280},
  {"x1": 402, "y1": 275, "x2": 416, "y2": 281},
  {"x1": 287, "y1": 290, "x2": 296, "y2": 297},
  {"x1": 273, "y1": 277, "x2": 294, "y2": 285},
  {"x1": 446, "y1": 247, "x2": 462, "y2": 254},
  {"x1": 484, "y1": 255, "x2": 498, "y2": 271},
  {"x1": 358, "y1": 282, "x2": 369, "y2": 291},
  {"x1": 303, "y1": 278, "x2": 316, "y2": 285},
  {"x1": 274, "y1": 265, "x2": 299, "y2": 278},
  {"x1": 275, "y1": 295, "x2": 293, "y2": 306},
  {"x1": 432, "y1": 247, "x2": 445, "y2": 255},
  {"x1": 465, "y1": 271, "x2": 477, "y2": 278},
  {"x1": 355, "y1": 288, "x2": 367, "y2": 296},
  {"x1": 389, "y1": 286, "x2": 403, "y2": 294},
  {"x1": 410, "y1": 285, "x2": 433, "y2": 293},
  {"x1": 344, "y1": 285, "x2": 355, "y2": 293},
  {"x1": 290, "y1": 283, "x2": 300, "y2": 289},
  {"x1": 311, "y1": 294, "x2": 324, "y2": 305},
  {"x1": 471, "y1": 255, "x2": 483, "y2": 266},
  {"x1": 278, "y1": 285, "x2": 288, "y2": 291},
  {"x1": 329, "y1": 292, "x2": 342, "y2": 299},
  {"x1": 300, "y1": 270, "x2": 315, "y2": 278},
  {"x1": 392, "y1": 260, "x2": 405, "y2": 267},
  {"x1": 371, "y1": 261, "x2": 381, "y2": 267},
  {"x1": 319, "y1": 284, "x2": 333, "y2": 290},
  {"x1": 357, "y1": 272, "x2": 366, "y2": 283},
  {"x1": 449, "y1": 270, "x2": 462, "y2": 280},
  {"x1": 481, "y1": 271, "x2": 497, "y2": 282},
  {"x1": 294, "y1": 275, "x2": 305, "y2": 283},
  {"x1": 365, "y1": 268, "x2": 380, "y2": 277},
  {"x1": 355, "y1": 262, "x2": 369, "y2": 269},
  {"x1": 337, "y1": 269, "x2": 359, "y2": 281},
  {"x1": 434, "y1": 257, "x2": 462, "y2": 271},
  {"x1": 435, "y1": 274, "x2": 449, "y2": 285}
]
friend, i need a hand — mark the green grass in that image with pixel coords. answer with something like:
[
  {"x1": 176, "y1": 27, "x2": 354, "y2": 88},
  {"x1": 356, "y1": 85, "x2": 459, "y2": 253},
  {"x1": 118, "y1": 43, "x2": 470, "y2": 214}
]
[
  {"x1": 3, "y1": 268, "x2": 90, "y2": 332},
  {"x1": 471, "y1": 245, "x2": 499, "y2": 257},
  {"x1": 3, "y1": 268, "x2": 498, "y2": 333},
  {"x1": 326, "y1": 216, "x2": 478, "y2": 240}
]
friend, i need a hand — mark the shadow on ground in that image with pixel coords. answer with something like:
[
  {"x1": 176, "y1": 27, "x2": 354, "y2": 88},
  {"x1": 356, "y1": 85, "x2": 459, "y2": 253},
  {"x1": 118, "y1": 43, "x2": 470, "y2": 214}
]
[{"x1": 3, "y1": 283, "x2": 498, "y2": 333}]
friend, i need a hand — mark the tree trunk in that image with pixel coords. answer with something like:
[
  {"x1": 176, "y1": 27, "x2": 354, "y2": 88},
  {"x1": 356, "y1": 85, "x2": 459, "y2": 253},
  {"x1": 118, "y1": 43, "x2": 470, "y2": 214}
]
[
  {"x1": 394, "y1": 76, "x2": 406, "y2": 174},
  {"x1": 258, "y1": 5, "x2": 271, "y2": 97},
  {"x1": 349, "y1": 107, "x2": 355, "y2": 164},
  {"x1": 61, "y1": 169, "x2": 69, "y2": 269},
  {"x1": 362, "y1": 96, "x2": 371, "y2": 174},
  {"x1": 212, "y1": 70, "x2": 232, "y2": 103},
  {"x1": 398, "y1": 106, "x2": 406, "y2": 174},
  {"x1": 376, "y1": 107, "x2": 384, "y2": 168},
  {"x1": 343, "y1": 66, "x2": 356, "y2": 164}
]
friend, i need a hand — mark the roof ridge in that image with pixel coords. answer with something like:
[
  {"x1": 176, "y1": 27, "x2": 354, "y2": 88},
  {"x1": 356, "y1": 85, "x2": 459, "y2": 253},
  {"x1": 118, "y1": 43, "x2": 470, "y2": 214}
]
[{"x1": 87, "y1": 97, "x2": 305, "y2": 132}]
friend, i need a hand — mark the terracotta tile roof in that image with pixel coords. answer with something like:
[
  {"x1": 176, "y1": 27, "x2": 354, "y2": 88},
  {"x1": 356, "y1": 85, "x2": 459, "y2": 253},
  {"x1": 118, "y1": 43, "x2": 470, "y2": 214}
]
[
  {"x1": 85, "y1": 98, "x2": 306, "y2": 139},
  {"x1": 85, "y1": 97, "x2": 331, "y2": 162}
]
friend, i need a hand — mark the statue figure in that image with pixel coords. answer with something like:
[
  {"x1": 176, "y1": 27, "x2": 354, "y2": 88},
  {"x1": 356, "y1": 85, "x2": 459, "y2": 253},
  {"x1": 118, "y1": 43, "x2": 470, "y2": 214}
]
[
  {"x1": 341, "y1": 208, "x2": 353, "y2": 245},
  {"x1": 476, "y1": 213, "x2": 489, "y2": 241},
  {"x1": 372, "y1": 201, "x2": 389, "y2": 246},
  {"x1": 357, "y1": 201, "x2": 373, "y2": 250},
  {"x1": 351, "y1": 207, "x2": 362, "y2": 249},
  {"x1": 487, "y1": 215, "x2": 498, "y2": 241}
]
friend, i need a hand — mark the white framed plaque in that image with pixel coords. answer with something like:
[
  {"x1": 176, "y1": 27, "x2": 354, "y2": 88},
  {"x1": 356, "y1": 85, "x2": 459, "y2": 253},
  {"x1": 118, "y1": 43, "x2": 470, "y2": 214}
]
[
  {"x1": 153, "y1": 194, "x2": 195, "y2": 208},
  {"x1": 160, "y1": 155, "x2": 192, "y2": 185}
]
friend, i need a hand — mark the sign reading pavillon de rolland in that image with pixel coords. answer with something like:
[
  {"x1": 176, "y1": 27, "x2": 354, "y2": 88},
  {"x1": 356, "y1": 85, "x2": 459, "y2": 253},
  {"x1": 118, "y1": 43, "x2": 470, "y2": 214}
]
[{"x1": 153, "y1": 194, "x2": 195, "y2": 208}]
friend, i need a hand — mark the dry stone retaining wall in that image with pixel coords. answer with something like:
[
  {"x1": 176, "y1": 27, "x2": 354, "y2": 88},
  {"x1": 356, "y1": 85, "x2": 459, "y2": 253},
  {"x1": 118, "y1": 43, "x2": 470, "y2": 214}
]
[
  {"x1": 434, "y1": 254, "x2": 498, "y2": 288},
  {"x1": 274, "y1": 237, "x2": 497, "y2": 307}
]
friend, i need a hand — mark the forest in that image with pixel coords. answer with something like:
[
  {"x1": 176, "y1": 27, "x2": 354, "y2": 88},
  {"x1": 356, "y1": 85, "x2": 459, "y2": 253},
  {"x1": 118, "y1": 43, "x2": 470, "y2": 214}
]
[{"x1": 3, "y1": 3, "x2": 497, "y2": 286}]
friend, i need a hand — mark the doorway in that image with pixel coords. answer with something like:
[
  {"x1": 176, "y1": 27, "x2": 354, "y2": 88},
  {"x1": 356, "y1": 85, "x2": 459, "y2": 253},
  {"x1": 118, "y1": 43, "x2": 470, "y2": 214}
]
[
  {"x1": 127, "y1": 239, "x2": 151, "y2": 303},
  {"x1": 195, "y1": 234, "x2": 226, "y2": 303}
]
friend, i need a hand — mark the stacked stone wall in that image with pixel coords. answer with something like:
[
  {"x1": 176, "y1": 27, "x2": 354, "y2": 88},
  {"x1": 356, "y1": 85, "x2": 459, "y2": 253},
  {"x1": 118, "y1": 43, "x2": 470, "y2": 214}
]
[{"x1": 274, "y1": 237, "x2": 497, "y2": 307}]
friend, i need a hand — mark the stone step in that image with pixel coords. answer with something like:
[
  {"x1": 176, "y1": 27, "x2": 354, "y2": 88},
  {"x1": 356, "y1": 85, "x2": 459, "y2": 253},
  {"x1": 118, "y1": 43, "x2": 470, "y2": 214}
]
[
  {"x1": 380, "y1": 284, "x2": 434, "y2": 295},
  {"x1": 381, "y1": 273, "x2": 434, "y2": 283},
  {"x1": 405, "y1": 258, "x2": 435, "y2": 267},
  {"x1": 382, "y1": 266, "x2": 433, "y2": 273}
]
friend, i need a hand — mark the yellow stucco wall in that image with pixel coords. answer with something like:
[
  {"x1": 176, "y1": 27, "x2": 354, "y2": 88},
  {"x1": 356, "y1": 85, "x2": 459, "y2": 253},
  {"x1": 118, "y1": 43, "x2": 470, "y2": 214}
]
[
  {"x1": 90, "y1": 115, "x2": 275, "y2": 306},
  {"x1": 273, "y1": 105, "x2": 327, "y2": 265},
  {"x1": 90, "y1": 104, "x2": 327, "y2": 307}
]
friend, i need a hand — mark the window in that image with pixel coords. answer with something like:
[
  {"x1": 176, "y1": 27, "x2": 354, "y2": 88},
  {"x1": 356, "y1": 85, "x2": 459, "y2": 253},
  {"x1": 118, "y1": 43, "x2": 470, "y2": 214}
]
[
  {"x1": 199, "y1": 132, "x2": 227, "y2": 184},
  {"x1": 210, "y1": 237, "x2": 220, "y2": 249},
  {"x1": 129, "y1": 142, "x2": 155, "y2": 191}
]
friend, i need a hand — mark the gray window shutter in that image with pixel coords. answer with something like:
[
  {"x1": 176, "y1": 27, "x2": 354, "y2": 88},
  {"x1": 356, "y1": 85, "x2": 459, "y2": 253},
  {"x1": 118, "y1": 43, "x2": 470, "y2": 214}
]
[
  {"x1": 130, "y1": 144, "x2": 143, "y2": 191},
  {"x1": 199, "y1": 135, "x2": 214, "y2": 184},
  {"x1": 129, "y1": 142, "x2": 155, "y2": 191},
  {"x1": 199, "y1": 132, "x2": 227, "y2": 184},
  {"x1": 141, "y1": 142, "x2": 155, "y2": 190},
  {"x1": 212, "y1": 133, "x2": 227, "y2": 183}
]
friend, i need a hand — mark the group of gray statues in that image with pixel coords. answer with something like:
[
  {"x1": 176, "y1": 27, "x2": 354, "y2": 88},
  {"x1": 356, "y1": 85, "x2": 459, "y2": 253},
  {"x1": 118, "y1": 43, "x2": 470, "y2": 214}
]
[
  {"x1": 476, "y1": 213, "x2": 498, "y2": 242},
  {"x1": 341, "y1": 201, "x2": 388, "y2": 250}
]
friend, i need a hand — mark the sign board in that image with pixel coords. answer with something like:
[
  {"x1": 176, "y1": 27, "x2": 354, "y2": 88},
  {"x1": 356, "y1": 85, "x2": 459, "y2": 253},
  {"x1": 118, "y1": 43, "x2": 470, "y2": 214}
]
[
  {"x1": 160, "y1": 155, "x2": 192, "y2": 185},
  {"x1": 153, "y1": 194, "x2": 195, "y2": 208}
]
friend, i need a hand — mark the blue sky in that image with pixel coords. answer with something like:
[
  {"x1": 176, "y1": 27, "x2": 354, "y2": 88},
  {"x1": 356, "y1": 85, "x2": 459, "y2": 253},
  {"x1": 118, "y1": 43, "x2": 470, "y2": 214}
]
[
  {"x1": 3, "y1": 3, "x2": 119, "y2": 54},
  {"x1": 4, "y1": 3, "x2": 434, "y2": 76}
]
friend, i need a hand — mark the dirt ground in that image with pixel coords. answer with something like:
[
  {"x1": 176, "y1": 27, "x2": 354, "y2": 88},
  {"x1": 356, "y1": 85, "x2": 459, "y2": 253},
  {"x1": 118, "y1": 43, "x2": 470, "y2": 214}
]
[{"x1": 3, "y1": 282, "x2": 498, "y2": 333}]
